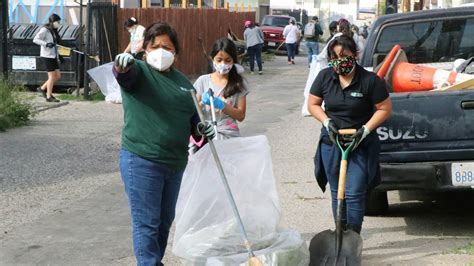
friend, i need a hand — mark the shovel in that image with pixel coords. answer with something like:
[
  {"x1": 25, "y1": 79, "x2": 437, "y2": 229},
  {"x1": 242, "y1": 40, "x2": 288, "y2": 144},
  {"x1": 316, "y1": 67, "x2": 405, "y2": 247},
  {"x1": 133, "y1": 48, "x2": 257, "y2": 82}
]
[
  {"x1": 187, "y1": 88, "x2": 263, "y2": 266},
  {"x1": 309, "y1": 129, "x2": 363, "y2": 266}
]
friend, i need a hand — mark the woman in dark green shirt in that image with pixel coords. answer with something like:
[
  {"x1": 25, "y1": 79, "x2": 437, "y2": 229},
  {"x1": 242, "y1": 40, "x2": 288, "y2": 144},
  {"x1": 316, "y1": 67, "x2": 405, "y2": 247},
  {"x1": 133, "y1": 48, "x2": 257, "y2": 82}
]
[{"x1": 113, "y1": 22, "x2": 213, "y2": 266}]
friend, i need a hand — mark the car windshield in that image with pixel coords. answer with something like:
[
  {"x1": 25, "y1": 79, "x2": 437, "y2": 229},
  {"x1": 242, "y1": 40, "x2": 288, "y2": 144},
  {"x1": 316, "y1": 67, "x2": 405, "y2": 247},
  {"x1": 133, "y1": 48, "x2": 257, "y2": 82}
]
[
  {"x1": 262, "y1": 17, "x2": 290, "y2": 28},
  {"x1": 374, "y1": 17, "x2": 474, "y2": 64}
]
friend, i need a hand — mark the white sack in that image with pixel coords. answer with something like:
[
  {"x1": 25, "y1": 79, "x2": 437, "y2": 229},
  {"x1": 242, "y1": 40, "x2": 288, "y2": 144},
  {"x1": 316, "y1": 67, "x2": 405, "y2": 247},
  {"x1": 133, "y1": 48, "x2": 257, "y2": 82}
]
[{"x1": 87, "y1": 62, "x2": 122, "y2": 104}]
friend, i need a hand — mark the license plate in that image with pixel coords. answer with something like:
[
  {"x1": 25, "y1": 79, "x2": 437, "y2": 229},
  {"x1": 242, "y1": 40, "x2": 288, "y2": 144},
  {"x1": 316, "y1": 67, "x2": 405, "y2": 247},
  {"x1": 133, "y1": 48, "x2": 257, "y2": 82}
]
[
  {"x1": 268, "y1": 41, "x2": 276, "y2": 47},
  {"x1": 451, "y1": 162, "x2": 474, "y2": 186}
]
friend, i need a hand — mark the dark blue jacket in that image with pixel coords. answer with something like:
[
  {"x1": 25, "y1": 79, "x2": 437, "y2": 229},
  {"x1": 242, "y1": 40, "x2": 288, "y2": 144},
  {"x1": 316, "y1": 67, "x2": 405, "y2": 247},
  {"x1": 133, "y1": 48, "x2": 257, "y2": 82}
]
[{"x1": 314, "y1": 127, "x2": 382, "y2": 192}]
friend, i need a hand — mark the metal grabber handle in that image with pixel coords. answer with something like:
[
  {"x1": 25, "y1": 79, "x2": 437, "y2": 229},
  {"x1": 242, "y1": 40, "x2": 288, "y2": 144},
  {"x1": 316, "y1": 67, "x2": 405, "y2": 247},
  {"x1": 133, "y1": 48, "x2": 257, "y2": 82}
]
[{"x1": 189, "y1": 89, "x2": 257, "y2": 258}]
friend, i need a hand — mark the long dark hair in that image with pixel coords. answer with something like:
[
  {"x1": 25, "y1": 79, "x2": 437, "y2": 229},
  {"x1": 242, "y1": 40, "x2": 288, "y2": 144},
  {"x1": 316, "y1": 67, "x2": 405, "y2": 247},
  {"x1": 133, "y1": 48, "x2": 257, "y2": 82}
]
[
  {"x1": 142, "y1": 22, "x2": 180, "y2": 54},
  {"x1": 45, "y1": 13, "x2": 61, "y2": 44},
  {"x1": 210, "y1": 38, "x2": 245, "y2": 98},
  {"x1": 327, "y1": 35, "x2": 358, "y2": 60}
]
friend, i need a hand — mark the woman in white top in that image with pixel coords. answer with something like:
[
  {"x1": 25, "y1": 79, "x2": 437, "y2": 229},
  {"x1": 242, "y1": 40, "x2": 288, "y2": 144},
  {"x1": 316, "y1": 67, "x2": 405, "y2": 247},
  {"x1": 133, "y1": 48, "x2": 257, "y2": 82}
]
[
  {"x1": 283, "y1": 19, "x2": 300, "y2": 65},
  {"x1": 123, "y1": 17, "x2": 146, "y2": 60},
  {"x1": 33, "y1": 13, "x2": 62, "y2": 102}
]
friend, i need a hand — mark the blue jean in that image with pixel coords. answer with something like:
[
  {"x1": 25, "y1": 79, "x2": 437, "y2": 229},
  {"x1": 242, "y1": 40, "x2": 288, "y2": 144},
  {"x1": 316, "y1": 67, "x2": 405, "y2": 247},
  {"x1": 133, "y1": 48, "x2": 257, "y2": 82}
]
[
  {"x1": 320, "y1": 143, "x2": 368, "y2": 227},
  {"x1": 119, "y1": 148, "x2": 184, "y2": 266},
  {"x1": 306, "y1": 41, "x2": 319, "y2": 65},
  {"x1": 247, "y1": 43, "x2": 262, "y2": 72},
  {"x1": 286, "y1": 43, "x2": 296, "y2": 61}
]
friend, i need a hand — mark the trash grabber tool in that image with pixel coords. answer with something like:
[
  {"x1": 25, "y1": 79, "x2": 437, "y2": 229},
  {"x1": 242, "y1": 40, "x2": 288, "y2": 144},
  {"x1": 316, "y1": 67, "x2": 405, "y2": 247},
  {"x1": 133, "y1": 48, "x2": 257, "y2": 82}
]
[
  {"x1": 57, "y1": 45, "x2": 100, "y2": 62},
  {"x1": 309, "y1": 128, "x2": 363, "y2": 266},
  {"x1": 207, "y1": 88, "x2": 219, "y2": 140},
  {"x1": 188, "y1": 88, "x2": 263, "y2": 266}
]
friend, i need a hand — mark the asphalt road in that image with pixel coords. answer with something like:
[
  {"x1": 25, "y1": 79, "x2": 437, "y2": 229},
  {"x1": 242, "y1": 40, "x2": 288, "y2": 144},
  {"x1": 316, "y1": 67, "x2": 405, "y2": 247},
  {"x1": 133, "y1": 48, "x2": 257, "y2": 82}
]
[{"x1": 0, "y1": 55, "x2": 473, "y2": 265}]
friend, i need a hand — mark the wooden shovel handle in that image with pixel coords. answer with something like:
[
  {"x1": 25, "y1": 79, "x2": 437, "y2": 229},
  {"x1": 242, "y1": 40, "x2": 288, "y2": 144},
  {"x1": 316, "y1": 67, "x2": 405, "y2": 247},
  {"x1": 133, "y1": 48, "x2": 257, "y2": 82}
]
[
  {"x1": 337, "y1": 160, "x2": 348, "y2": 200},
  {"x1": 338, "y1": 129, "x2": 356, "y2": 135}
]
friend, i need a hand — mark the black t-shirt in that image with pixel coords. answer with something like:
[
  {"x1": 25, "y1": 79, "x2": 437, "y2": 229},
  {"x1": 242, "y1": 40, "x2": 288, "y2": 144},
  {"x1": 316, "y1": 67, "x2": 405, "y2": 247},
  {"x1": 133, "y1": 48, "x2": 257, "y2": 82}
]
[{"x1": 310, "y1": 65, "x2": 389, "y2": 129}]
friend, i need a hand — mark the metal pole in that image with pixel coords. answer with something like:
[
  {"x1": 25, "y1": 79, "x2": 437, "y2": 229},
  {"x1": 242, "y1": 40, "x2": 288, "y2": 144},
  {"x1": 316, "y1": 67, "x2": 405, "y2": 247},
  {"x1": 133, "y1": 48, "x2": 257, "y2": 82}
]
[
  {"x1": 1, "y1": 0, "x2": 9, "y2": 78},
  {"x1": 83, "y1": 0, "x2": 91, "y2": 99},
  {"x1": 76, "y1": 0, "x2": 83, "y2": 96}
]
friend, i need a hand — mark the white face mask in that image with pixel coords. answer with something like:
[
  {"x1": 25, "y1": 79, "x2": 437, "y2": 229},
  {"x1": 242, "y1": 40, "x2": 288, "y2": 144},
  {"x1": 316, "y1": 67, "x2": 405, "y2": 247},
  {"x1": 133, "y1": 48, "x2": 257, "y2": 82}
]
[
  {"x1": 146, "y1": 48, "x2": 175, "y2": 71},
  {"x1": 128, "y1": 27, "x2": 135, "y2": 34},
  {"x1": 53, "y1": 21, "x2": 60, "y2": 29},
  {"x1": 213, "y1": 62, "x2": 233, "y2": 75}
]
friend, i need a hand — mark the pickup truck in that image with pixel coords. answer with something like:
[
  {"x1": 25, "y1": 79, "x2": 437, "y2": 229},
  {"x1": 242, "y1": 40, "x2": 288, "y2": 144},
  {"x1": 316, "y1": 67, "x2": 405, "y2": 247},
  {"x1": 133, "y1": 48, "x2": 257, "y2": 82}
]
[
  {"x1": 360, "y1": 7, "x2": 474, "y2": 214},
  {"x1": 260, "y1": 15, "x2": 301, "y2": 54}
]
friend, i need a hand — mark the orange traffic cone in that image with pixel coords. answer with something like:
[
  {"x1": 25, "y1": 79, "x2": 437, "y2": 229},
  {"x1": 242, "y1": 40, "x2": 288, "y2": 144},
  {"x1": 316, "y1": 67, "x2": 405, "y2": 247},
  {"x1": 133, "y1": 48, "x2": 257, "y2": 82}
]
[
  {"x1": 376, "y1": 44, "x2": 401, "y2": 80},
  {"x1": 392, "y1": 62, "x2": 474, "y2": 92},
  {"x1": 377, "y1": 44, "x2": 474, "y2": 93}
]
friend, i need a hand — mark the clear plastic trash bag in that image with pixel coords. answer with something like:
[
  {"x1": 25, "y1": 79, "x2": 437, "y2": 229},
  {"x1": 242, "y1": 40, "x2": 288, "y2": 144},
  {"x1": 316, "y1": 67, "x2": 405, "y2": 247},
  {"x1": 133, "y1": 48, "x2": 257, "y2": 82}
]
[
  {"x1": 172, "y1": 135, "x2": 309, "y2": 265},
  {"x1": 87, "y1": 62, "x2": 122, "y2": 104}
]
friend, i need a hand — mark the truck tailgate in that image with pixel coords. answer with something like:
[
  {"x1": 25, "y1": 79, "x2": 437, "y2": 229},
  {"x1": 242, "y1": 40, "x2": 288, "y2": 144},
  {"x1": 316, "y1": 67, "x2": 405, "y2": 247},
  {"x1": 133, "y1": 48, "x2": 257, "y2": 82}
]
[{"x1": 378, "y1": 90, "x2": 474, "y2": 163}]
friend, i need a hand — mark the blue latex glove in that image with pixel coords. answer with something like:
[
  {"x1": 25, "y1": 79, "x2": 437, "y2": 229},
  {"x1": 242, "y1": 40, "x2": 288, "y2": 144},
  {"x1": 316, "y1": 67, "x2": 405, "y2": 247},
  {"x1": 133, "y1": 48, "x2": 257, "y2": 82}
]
[{"x1": 201, "y1": 91, "x2": 225, "y2": 110}]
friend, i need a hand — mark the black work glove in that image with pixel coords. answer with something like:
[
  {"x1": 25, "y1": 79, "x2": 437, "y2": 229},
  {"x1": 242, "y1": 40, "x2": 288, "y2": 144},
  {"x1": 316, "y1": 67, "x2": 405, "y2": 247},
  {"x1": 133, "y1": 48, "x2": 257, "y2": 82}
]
[
  {"x1": 323, "y1": 118, "x2": 338, "y2": 145},
  {"x1": 196, "y1": 121, "x2": 216, "y2": 140},
  {"x1": 46, "y1": 42, "x2": 55, "y2": 48},
  {"x1": 350, "y1": 126, "x2": 370, "y2": 151}
]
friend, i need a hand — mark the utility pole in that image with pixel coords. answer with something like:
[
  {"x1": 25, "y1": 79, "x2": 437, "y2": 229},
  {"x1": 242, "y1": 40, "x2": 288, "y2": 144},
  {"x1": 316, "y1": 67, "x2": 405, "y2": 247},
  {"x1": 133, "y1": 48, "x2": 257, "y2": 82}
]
[
  {"x1": 386, "y1": 0, "x2": 398, "y2": 14},
  {"x1": 77, "y1": 0, "x2": 84, "y2": 96},
  {"x1": 0, "y1": 0, "x2": 8, "y2": 77},
  {"x1": 83, "y1": 0, "x2": 91, "y2": 99},
  {"x1": 300, "y1": 1, "x2": 304, "y2": 25}
]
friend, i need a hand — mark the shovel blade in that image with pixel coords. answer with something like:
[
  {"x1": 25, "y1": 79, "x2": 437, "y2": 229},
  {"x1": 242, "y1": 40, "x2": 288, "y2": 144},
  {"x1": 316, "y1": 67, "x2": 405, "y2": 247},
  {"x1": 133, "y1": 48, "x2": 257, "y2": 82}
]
[{"x1": 309, "y1": 229, "x2": 363, "y2": 266}]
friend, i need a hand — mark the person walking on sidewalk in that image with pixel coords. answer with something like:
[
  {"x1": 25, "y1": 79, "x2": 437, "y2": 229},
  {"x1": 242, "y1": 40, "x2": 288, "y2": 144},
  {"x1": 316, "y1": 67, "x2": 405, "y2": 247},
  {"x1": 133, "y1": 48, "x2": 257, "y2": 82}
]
[
  {"x1": 307, "y1": 35, "x2": 391, "y2": 234},
  {"x1": 304, "y1": 16, "x2": 323, "y2": 66},
  {"x1": 243, "y1": 20, "x2": 264, "y2": 74},
  {"x1": 33, "y1": 13, "x2": 62, "y2": 102},
  {"x1": 283, "y1": 19, "x2": 300, "y2": 65},
  {"x1": 193, "y1": 38, "x2": 248, "y2": 142},
  {"x1": 113, "y1": 22, "x2": 214, "y2": 266},
  {"x1": 123, "y1": 17, "x2": 146, "y2": 60}
]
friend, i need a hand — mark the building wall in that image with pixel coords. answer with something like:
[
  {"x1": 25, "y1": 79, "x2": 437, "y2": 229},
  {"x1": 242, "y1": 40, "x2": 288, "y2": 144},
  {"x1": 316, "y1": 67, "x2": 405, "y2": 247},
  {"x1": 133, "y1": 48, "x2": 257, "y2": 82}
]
[{"x1": 227, "y1": 0, "x2": 269, "y2": 22}]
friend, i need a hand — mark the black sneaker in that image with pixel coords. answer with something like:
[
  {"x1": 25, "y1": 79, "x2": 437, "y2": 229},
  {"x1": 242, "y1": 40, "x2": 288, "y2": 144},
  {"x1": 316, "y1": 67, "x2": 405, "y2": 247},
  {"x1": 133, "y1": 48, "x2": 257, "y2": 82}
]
[
  {"x1": 37, "y1": 87, "x2": 46, "y2": 98},
  {"x1": 46, "y1": 96, "x2": 60, "y2": 103}
]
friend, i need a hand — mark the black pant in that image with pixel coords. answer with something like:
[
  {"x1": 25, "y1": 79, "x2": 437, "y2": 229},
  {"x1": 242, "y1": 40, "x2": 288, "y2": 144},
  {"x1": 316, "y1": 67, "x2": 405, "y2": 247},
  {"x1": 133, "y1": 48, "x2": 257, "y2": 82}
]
[{"x1": 247, "y1": 44, "x2": 262, "y2": 72}]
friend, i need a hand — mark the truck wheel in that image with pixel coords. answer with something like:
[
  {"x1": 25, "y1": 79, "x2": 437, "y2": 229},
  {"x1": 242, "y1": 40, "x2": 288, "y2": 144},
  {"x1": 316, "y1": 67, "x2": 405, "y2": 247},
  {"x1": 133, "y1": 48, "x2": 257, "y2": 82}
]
[{"x1": 365, "y1": 190, "x2": 388, "y2": 216}]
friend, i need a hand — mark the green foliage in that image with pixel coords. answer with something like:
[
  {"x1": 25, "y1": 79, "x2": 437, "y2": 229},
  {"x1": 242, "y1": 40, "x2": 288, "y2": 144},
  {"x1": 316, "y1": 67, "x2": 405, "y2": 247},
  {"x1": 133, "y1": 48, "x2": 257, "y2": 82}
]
[
  {"x1": 57, "y1": 92, "x2": 105, "y2": 102},
  {"x1": 0, "y1": 78, "x2": 34, "y2": 132}
]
